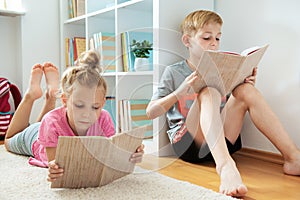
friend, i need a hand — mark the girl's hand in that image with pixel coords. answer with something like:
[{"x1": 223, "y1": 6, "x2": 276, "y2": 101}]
[
  {"x1": 174, "y1": 71, "x2": 199, "y2": 99},
  {"x1": 244, "y1": 67, "x2": 257, "y2": 86},
  {"x1": 130, "y1": 144, "x2": 144, "y2": 163},
  {"x1": 47, "y1": 160, "x2": 64, "y2": 182}
]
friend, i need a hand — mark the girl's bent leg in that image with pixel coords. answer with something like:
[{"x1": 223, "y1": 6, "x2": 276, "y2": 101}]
[
  {"x1": 4, "y1": 64, "x2": 43, "y2": 151},
  {"x1": 36, "y1": 63, "x2": 59, "y2": 122}
]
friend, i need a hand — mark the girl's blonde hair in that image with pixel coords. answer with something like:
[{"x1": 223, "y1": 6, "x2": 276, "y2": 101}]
[
  {"x1": 180, "y1": 10, "x2": 223, "y2": 35},
  {"x1": 61, "y1": 50, "x2": 107, "y2": 97}
]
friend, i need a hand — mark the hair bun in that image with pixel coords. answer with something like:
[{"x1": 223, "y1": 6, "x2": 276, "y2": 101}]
[{"x1": 75, "y1": 50, "x2": 102, "y2": 73}]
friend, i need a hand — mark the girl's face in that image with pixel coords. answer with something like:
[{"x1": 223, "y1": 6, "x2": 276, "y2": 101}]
[
  {"x1": 64, "y1": 82, "x2": 106, "y2": 136},
  {"x1": 184, "y1": 22, "x2": 222, "y2": 60}
]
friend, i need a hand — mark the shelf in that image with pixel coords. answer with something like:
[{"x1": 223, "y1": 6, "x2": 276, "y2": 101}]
[
  {"x1": 0, "y1": 9, "x2": 25, "y2": 17},
  {"x1": 117, "y1": 71, "x2": 153, "y2": 76},
  {"x1": 101, "y1": 71, "x2": 153, "y2": 76}
]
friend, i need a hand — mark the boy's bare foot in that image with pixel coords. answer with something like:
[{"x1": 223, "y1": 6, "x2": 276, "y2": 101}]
[
  {"x1": 26, "y1": 64, "x2": 43, "y2": 100},
  {"x1": 283, "y1": 150, "x2": 300, "y2": 175},
  {"x1": 43, "y1": 62, "x2": 59, "y2": 98},
  {"x1": 217, "y1": 159, "x2": 248, "y2": 197}
]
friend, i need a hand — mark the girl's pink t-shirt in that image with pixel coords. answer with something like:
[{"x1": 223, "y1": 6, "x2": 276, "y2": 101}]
[{"x1": 29, "y1": 106, "x2": 115, "y2": 167}]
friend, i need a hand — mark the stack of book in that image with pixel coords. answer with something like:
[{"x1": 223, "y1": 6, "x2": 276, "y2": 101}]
[{"x1": 119, "y1": 99, "x2": 152, "y2": 138}]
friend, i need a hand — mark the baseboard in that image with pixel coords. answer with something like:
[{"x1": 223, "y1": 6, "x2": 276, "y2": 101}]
[{"x1": 235, "y1": 147, "x2": 284, "y2": 165}]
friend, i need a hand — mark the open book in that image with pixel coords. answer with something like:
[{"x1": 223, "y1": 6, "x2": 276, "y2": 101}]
[
  {"x1": 195, "y1": 44, "x2": 269, "y2": 96},
  {"x1": 50, "y1": 126, "x2": 147, "y2": 189}
]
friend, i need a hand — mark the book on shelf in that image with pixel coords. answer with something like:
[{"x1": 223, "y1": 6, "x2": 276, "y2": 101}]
[
  {"x1": 51, "y1": 125, "x2": 147, "y2": 189},
  {"x1": 76, "y1": 0, "x2": 85, "y2": 17},
  {"x1": 103, "y1": 96, "x2": 116, "y2": 129},
  {"x1": 68, "y1": 0, "x2": 85, "y2": 18},
  {"x1": 90, "y1": 32, "x2": 116, "y2": 73},
  {"x1": 194, "y1": 44, "x2": 269, "y2": 96},
  {"x1": 119, "y1": 99, "x2": 152, "y2": 138},
  {"x1": 65, "y1": 37, "x2": 86, "y2": 67},
  {"x1": 73, "y1": 37, "x2": 86, "y2": 62},
  {"x1": 120, "y1": 31, "x2": 153, "y2": 72}
]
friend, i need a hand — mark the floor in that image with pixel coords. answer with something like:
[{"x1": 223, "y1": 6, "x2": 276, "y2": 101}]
[
  {"x1": 1, "y1": 139, "x2": 300, "y2": 200},
  {"x1": 138, "y1": 150, "x2": 300, "y2": 200}
]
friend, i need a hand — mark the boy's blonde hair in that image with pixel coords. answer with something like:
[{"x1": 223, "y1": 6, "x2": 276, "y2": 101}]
[
  {"x1": 61, "y1": 50, "x2": 107, "y2": 98},
  {"x1": 180, "y1": 10, "x2": 223, "y2": 35}
]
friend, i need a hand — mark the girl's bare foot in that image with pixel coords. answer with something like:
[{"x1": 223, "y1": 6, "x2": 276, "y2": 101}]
[
  {"x1": 217, "y1": 159, "x2": 248, "y2": 197},
  {"x1": 26, "y1": 64, "x2": 43, "y2": 100},
  {"x1": 43, "y1": 62, "x2": 59, "y2": 98}
]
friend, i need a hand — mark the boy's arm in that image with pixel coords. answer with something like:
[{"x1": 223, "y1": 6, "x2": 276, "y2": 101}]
[
  {"x1": 146, "y1": 92, "x2": 178, "y2": 119},
  {"x1": 147, "y1": 71, "x2": 199, "y2": 119}
]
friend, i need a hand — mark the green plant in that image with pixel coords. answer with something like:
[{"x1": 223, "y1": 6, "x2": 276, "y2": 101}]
[{"x1": 130, "y1": 39, "x2": 153, "y2": 58}]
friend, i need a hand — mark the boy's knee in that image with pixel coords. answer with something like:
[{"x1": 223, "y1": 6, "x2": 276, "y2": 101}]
[
  {"x1": 198, "y1": 87, "x2": 222, "y2": 102},
  {"x1": 232, "y1": 83, "x2": 260, "y2": 102}
]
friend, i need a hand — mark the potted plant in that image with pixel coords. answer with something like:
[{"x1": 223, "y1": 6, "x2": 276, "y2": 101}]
[{"x1": 130, "y1": 39, "x2": 153, "y2": 71}]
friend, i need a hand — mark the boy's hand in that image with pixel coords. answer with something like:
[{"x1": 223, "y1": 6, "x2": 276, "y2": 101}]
[
  {"x1": 47, "y1": 160, "x2": 64, "y2": 182},
  {"x1": 244, "y1": 67, "x2": 257, "y2": 86},
  {"x1": 174, "y1": 71, "x2": 199, "y2": 99},
  {"x1": 130, "y1": 144, "x2": 144, "y2": 163}
]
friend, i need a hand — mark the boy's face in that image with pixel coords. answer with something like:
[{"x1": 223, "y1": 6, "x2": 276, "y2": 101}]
[
  {"x1": 183, "y1": 22, "x2": 222, "y2": 59},
  {"x1": 65, "y1": 83, "x2": 106, "y2": 136}
]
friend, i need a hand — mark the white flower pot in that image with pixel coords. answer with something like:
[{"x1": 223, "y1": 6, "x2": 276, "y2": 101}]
[{"x1": 134, "y1": 58, "x2": 149, "y2": 71}]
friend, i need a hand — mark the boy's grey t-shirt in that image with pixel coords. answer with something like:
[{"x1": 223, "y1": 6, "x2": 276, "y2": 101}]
[
  {"x1": 152, "y1": 60, "x2": 192, "y2": 99},
  {"x1": 151, "y1": 60, "x2": 193, "y2": 137}
]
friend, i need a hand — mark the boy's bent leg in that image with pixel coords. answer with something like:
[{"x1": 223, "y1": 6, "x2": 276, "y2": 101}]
[
  {"x1": 232, "y1": 83, "x2": 300, "y2": 176},
  {"x1": 198, "y1": 87, "x2": 247, "y2": 197}
]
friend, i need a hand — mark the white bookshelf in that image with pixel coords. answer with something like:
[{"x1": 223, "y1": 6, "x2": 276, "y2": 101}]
[
  {"x1": 0, "y1": 9, "x2": 25, "y2": 17},
  {"x1": 59, "y1": 0, "x2": 214, "y2": 156}
]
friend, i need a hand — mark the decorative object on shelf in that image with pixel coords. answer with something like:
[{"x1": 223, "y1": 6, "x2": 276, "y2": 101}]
[{"x1": 130, "y1": 39, "x2": 153, "y2": 71}]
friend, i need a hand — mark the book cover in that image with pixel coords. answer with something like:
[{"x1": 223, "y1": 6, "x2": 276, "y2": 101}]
[
  {"x1": 121, "y1": 32, "x2": 129, "y2": 72},
  {"x1": 103, "y1": 96, "x2": 116, "y2": 129},
  {"x1": 195, "y1": 44, "x2": 269, "y2": 96},
  {"x1": 76, "y1": 0, "x2": 85, "y2": 17},
  {"x1": 51, "y1": 126, "x2": 147, "y2": 189},
  {"x1": 74, "y1": 37, "x2": 86, "y2": 62},
  {"x1": 119, "y1": 100, "x2": 125, "y2": 132}
]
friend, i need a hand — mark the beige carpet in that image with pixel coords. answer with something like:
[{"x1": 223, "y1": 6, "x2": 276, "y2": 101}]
[{"x1": 0, "y1": 145, "x2": 234, "y2": 200}]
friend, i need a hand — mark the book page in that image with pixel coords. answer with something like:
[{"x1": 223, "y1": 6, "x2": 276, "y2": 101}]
[{"x1": 230, "y1": 44, "x2": 269, "y2": 90}]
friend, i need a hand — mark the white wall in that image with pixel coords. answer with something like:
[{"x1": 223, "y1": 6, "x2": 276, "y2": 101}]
[
  {"x1": 0, "y1": 16, "x2": 22, "y2": 87},
  {"x1": 21, "y1": 0, "x2": 60, "y2": 121},
  {"x1": 0, "y1": 0, "x2": 60, "y2": 122},
  {"x1": 215, "y1": 0, "x2": 300, "y2": 153}
]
